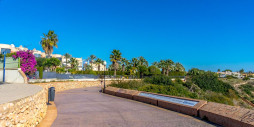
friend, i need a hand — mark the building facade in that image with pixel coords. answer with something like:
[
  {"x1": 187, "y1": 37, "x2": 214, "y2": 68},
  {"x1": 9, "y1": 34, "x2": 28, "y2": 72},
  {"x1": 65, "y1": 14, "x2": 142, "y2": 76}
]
[{"x1": 0, "y1": 44, "x2": 84, "y2": 70}]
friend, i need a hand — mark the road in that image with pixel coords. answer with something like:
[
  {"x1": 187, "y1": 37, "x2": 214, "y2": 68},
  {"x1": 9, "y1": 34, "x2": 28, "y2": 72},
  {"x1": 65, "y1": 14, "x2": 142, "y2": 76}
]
[{"x1": 52, "y1": 86, "x2": 217, "y2": 127}]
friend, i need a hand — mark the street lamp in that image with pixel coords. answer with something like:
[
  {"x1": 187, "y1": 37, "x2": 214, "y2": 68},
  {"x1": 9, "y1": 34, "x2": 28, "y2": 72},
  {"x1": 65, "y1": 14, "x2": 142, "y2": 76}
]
[
  {"x1": 2, "y1": 51, "x2": 6, "y2": 83},
  {"x1": 103, "y1": 61, "x2": 107, "y2": 92}
]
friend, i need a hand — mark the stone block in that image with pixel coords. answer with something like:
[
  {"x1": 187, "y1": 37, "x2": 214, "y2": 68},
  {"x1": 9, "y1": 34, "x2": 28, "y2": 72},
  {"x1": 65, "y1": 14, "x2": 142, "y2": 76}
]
[{"x1": 199, "y1": 102, "x2": 254, "y2": 127}]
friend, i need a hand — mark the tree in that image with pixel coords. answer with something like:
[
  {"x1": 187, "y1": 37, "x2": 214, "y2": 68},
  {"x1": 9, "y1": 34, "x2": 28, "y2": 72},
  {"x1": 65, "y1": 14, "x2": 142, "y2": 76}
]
[
  {"x1": 165, "y1": 59, "x2": 174, "y2": 76},
  {"x1": 121, "y1": 58, "x2": 129, "y2": 72},
  {"x1": 148, "y1": 65, "x2": 161, "y2": 75},
  {"x1": 48, "y1": 58, "x2": 61, "y2": 71},
  {"x1": 40, "y1": 30, "x2": 58, "y2": 57},
  {"x1": 175, "y1": 62, "x2": 185, "y2": 72},
  {"x1": 70, "y1": 58, "x2": 79, "y2": 70},
  {"x1": 64, "y1": 53, "x2": 71, "y2": 68},
  {"x1": 36, "y1": 58, "x2": 47, "y2": 67},
  {"x1": 131, "y1": 58, "x2": 139, "y2": 68},
  {"x1": 95, "y1": 58, "x2": 103, "y2": 71},
  {"x1": 110, "y1": 49, "x2": 122, "y2": 77},
  {"x1": 138, "y1": 65, "x2": 148, "y2": 78},
  {"x1": 217, "y1": 69, "x2": 221, "y2": 72},
  {"x1": 239, "y1": 69, "x2": 244, "y2": 74},
  {"x1": 138, "y1": 56, "x2": 148, "y2": 66},
  {"x1": 223, "y1": 69, "x2": 232, "y2": 72},
  {"x1": 13, "y1": 50, "x2": 37, "y2": 76},
  {"x1": 158, "y1": 60, "x2": 166, "y2": 75},
  {"x1": 89, "y1": 55, "x2": 96, "y2": 68},
  {"x1": 188, "y1": 68, "x2": 205, "y2": 76}
]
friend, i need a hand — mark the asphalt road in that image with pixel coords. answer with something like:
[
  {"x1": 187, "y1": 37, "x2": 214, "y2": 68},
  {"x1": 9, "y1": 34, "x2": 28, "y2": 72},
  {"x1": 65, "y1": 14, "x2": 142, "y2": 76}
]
[{"x1": 52, "y1": 86, "x2": 217, "y2": 127}]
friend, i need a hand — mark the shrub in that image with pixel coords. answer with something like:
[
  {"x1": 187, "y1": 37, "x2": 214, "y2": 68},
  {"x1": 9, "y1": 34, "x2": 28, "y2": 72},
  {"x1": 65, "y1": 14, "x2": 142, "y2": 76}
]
[
  {"x1": 13, "y1": 50, "x2": 37, "y2": 76},
  {"x1": 109, "y1": 80, "x2": 146, "y2": 90},
  {"x1": 243, "y1": 77, "x2": 250, "y2": 81},
  {"x1": 37, "y1": 66, "x2": 43, "y2": 79},
  {"x1": 225, "y1": 75, "x2": 237, "y2": 79},
  {"x1": 144, "y1": 75, "x2": 174, "y2": 86},
  {"x1": 148, "y1": 65, "x2": 161, "y2": 75},
  {"x1": 56, "y1": 67, "x2": 66, "y2": 74},
  {"x1": 192, "y1": 71, "x2": 235, "y2": 94}
]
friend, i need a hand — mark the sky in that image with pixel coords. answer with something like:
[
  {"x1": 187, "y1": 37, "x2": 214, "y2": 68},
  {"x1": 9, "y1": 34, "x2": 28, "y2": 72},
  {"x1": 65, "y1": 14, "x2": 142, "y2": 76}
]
[{"x1": 0, "y1": 0, "x2": 254, "y2": 72}]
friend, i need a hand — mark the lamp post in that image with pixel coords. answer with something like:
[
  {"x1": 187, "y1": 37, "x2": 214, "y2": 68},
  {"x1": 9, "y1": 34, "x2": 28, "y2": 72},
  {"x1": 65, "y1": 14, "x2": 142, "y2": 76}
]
[
  {"x1": 103, "y1": 61, "x2": 107, "y2": 92},
  {"x1": 2, "y1": 51, "x2": 6, "y2": 83}
]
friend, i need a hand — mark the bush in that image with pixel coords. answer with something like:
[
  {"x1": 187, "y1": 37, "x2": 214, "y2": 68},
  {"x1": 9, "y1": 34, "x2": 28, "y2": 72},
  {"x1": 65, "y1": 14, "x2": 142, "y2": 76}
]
[
  {"x1": 192, "y1": 71, "x2": 235, "y2": 94},
  {"x1": 225, "y1": 75, "x2": 237, "y2": 79},
  {"x1": 148, "y1": 66, "x2": 161, "y2": 75},
  {"x1": 56, "y1": 67, "x2": 66, "y2": 74},
  {"x1": 243, "y1": 77, "x2": 250, "y2": 81},
  {"x1": 109, "y1": 80, "x2": 146, "y2": 90},
  {"x1": 144, "y1": 75, "x2": 174, "y2": 86},
  {"x1": 37, "y1": 66, "x2": 43, "y2": 79}
]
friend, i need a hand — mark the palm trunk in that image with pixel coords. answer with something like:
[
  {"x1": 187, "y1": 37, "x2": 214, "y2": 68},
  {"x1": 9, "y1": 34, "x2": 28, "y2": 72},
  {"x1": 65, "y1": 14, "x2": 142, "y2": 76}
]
[
  {"x1": 166, "y1": 67, "x2": 169, "y2": 76},
  {"x1": 122, "y1": 65, "x2": 125, "y2": 72},
  {"x1": 114, "y1": 63, "x2": 117, "y2": 77},
  {"x1": 98, "y1": 64, "x2": 100, "y2": 71},
  {"x1": 162, "y1": 68, "x2": 165, "y2": 75}
]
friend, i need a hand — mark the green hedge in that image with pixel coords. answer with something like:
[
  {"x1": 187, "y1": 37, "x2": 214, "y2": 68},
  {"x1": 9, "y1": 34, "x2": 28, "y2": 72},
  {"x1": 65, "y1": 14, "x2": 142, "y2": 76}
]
[{"x1": 37, "y1": 67, "x2": 43, "y2": 79}]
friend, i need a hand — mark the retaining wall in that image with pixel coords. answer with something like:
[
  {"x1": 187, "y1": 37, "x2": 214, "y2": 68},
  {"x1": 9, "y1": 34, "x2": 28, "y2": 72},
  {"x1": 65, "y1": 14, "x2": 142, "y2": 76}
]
[
  {"x1": 0, "y1": 86, "x2": 47, "y2": 127},
  {"x1": 34, "y1": 81, "x2": 112, "y2": 102},
  {"x1": 105, "y1": 87, "x2": 254, "y2": 127}
]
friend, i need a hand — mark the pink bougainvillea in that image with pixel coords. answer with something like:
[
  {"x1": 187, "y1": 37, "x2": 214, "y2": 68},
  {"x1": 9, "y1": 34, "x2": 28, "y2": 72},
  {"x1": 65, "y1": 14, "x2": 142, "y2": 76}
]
[{"x1": 13, "y1": 50, "x2": 37, "y2": 76}]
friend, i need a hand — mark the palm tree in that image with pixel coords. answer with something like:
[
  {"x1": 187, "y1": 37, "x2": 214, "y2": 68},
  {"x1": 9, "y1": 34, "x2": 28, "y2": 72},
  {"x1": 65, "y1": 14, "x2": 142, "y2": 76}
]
[
  {"x1": 138, "y1": 56, "x2": 148, "y2": 66},
  {"x1": 95, "y1": 58, "x2": 103, "y2": 71},
  {"x1": 64, "y1": 53, "x2": 71, "y2": 68},
  {"x1": 175, "y1": 62, "x2": 185, "y2": 72},
  {"x1": 89, "y1": 55, "x2": 96, "y2": 68},
  {"x1": 40, "y1": 30, "x2": 58, "y2": 57},
  {"x1": 152, "y1": 61, "x2": 158, "y2": 66},
  {"x1": 70, "y1": 58, "x2": 78, "y2": 70},
  {"x1": 121, "y1": 58, "x2": 129, "y2": 72},
  {"x1": 131, "y1": 58, "x2": 139, "y2": 68},
  {"x1": 165, "y1": 59, "x2": 174, "y2": 76},
  {"x1": 158, "y1": 60, "x2": 166, "y2": 75},
  {"x1": 110, "y1": 49, "x2": 122, "y2": 77}
]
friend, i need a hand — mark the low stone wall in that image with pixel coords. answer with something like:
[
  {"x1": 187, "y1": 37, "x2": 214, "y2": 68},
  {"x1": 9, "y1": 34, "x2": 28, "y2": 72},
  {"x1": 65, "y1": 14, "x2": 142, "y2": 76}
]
[
  {"x1": 104, "y1": 87, "x2": 207, "y2": 116},
  {"x1": 105, "y1": 87, "x2": 254, "y2": 127},
  {"x1": 0, "y1": 86, "x2": 47, "y2": 127},
  {"x1": 34, "y1": 81, "x2": 112, "y2": 102},
  {"x1": 199, "y1": 102, "x2": 254, "y2": 127}
]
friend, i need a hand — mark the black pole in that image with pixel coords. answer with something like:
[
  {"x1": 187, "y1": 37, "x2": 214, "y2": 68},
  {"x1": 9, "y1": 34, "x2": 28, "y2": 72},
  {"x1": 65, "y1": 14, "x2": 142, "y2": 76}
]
[{"x1": 104, "y1": 65, "x2": 106, "y2": 92}]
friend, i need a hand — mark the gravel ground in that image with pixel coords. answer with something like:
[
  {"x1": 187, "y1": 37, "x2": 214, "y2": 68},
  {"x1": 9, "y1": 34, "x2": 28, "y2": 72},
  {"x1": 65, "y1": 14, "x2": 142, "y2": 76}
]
[{"x1": 0, "y1": 83, "x2": 42, "y2": 104}]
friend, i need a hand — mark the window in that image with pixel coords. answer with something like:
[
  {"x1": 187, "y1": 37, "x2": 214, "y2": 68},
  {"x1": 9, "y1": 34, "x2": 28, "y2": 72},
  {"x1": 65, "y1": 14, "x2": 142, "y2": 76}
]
[
  {"x1": 34, "y1": 53, "x2": 41, "y2": 58},
  {"x1": 1, "y1": 48, "x2": 11, "y2": 54}
]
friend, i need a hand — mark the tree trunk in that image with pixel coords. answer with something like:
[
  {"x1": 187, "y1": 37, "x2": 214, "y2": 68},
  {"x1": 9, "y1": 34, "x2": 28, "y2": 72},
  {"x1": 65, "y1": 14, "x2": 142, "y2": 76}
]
[
  {"x1": 122, "y1": 65, "x2": 125, "y2": 72},
  {"x1": 114, "y1": 63, "x2": 117, "y2": 77},
  {"x1": 162, "y1": 68, "x2": 165, "y2": 75},
  {"x1": 166, "y1": 68, "x2": 169, "y2": 76},
  {"x1": 98, "y1": 64, "x2": 100, "y2": 71}
]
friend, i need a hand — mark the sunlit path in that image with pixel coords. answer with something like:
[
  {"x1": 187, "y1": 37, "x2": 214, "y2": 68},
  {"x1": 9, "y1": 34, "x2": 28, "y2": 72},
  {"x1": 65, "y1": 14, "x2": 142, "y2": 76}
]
[{"x1": 52, "y1": 86, "x2": 216, "y2": 127}]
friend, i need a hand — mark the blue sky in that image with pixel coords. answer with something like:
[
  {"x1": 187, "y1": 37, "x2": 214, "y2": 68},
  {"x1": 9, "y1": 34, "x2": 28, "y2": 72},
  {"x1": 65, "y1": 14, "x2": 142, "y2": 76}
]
[{"x1": 0, "y1": 0, "x2": 254, "y2": 71}]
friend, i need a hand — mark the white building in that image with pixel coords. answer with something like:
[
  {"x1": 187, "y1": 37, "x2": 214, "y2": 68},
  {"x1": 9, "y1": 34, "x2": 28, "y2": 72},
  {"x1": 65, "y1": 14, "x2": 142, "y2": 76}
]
[
  {"x1": 0, "y1": 43, "x2": 84, "y2": 70},
  {"x1": 217, "y1": 71, "x2": 243, "y2": 78}
]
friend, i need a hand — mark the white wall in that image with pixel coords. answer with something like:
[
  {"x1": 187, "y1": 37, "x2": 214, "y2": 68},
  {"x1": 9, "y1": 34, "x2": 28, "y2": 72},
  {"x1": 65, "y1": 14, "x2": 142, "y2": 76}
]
[{"x1": 0, "y1": 69, "x2": 26, "y2": 83}]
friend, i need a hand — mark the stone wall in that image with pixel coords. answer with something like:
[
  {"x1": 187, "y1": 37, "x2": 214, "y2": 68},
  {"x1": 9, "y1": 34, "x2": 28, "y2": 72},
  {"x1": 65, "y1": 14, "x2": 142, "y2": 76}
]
[
  {"x1": 34, "y1": 81, "x2": 112, "y2": 102},
  {"x1": 105, "y1": 87, "x2": 254, "y2": 127},
  {"x1": 0, "y1": 88, "x2": 47, "y2": 127}
]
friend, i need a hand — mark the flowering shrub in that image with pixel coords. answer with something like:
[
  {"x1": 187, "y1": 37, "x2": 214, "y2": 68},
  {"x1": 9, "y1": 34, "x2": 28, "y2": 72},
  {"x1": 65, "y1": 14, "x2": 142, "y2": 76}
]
[{"x1": 13, "y1": 50, "x2": 37, "y2": 76}]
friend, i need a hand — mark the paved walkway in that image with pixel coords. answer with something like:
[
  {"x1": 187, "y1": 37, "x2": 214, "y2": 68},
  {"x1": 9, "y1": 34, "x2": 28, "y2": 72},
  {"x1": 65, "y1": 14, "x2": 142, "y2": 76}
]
[
  {"x1": 0, "y1": 83, "x2": 42, "y2": 104},
  {"x1": 52, "y1": 87, "x2": 217, "y2": 127}
]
